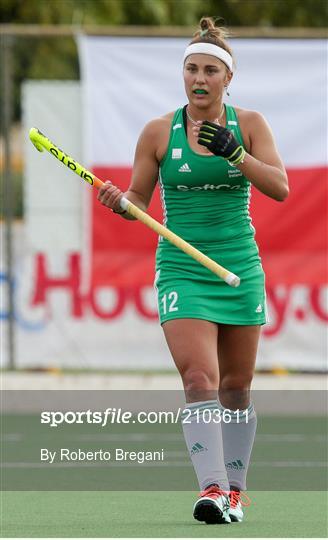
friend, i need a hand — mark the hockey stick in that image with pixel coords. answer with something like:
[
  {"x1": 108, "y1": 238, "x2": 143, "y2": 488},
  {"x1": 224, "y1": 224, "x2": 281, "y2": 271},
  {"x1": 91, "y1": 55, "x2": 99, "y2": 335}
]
[{"x1": 29, "y1": 127, "x2": 240, "y2": 287}]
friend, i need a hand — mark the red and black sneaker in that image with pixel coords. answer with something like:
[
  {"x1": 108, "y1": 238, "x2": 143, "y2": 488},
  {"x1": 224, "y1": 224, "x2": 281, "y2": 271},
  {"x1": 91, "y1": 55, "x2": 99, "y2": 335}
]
[{"x1": 193, "y1": 484, "x2": 231, "y2": 524}]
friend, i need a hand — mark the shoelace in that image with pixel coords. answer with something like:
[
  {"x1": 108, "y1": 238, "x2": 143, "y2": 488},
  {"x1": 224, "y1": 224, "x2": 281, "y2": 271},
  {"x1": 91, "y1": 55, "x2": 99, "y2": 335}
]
[
  {"x1": 199, "y1": 484, "x2": 227, "y2": 500},
  {"x1": 230, "y1": 491, "x2": 251, "y2": 508}
]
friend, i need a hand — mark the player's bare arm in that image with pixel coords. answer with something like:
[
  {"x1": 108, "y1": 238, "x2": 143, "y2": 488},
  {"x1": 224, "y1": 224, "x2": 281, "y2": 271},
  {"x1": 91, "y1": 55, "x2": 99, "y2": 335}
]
[
  {"x1": 97, "y1": 116, "x2": 171, "y2": 219},
  {"x1": 237, "y1": 109, "x2": 289, "y2": 201}
]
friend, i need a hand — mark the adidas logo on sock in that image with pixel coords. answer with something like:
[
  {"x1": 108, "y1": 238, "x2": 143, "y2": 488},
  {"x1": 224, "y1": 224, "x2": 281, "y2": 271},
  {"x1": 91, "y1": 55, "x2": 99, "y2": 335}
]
[
  {"x1": 190, "y1": 442, "x2": 207, "y2": 455},
  {"x1": 226, "y1": 459, "x2": 245, "y2": 470},
  {"x1": 178, "y1": 162, "x2": 191, "y2": 173},
  {"x1": 255, "y1": 304, "x2": 263, "y2": 313}
]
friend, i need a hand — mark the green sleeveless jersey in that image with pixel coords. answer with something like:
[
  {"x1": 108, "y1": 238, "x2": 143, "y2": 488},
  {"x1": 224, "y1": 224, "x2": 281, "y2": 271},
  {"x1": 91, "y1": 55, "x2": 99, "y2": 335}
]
[
  {"x1": 154, "y1": 105, "x2": 266, "y2": 326},
  {"x1": 158, "y1": 105, "x2": 255, "y2": 246}
]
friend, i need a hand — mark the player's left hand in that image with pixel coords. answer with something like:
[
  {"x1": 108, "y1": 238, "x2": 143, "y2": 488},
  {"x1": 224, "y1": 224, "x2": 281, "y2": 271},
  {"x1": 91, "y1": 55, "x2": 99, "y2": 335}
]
[{"x1": 197, "y1": 121, "x2": 245, "y2": 165}]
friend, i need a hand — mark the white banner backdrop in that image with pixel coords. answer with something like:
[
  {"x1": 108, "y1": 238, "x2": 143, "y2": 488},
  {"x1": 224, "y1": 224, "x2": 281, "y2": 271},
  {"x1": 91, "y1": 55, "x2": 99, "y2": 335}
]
[
  {"x1": 1, "y1": 36, "x2": 327, "y2": 370},
  {"x1": 78, "y1": 37, "x2": 327, "y2": 168}
]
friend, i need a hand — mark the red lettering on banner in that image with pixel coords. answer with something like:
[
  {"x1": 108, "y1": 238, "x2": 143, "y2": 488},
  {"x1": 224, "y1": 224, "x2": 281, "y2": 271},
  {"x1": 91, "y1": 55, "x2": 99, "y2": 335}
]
[
  {"x1": 32, "y1": 253, "x2": 83, "y2": 317},
  {"x1": 133, "y1": 287, "x2": 158, "y2": 320},
  {"x1": 294, "y1": 307, "x2": 306, "y2": 321},
  {"x1": 30, "y1": 253, "x2": 327, "y2": 332},
  {"x1": 310, "y1": 286, "x2": 328, "y2": 322},
  {"x1": 88, "y1": 287, "x2": 126, "y2": 319}
]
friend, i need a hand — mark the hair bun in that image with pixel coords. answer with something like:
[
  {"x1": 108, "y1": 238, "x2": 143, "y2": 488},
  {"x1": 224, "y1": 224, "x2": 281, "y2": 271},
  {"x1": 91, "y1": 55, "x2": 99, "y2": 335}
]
[
  {"x1": 200, "y1": 17, "x2": 216, "y2": 32},
  {"x1": 190, "y1": 15, "x2": 234, "y2": 69},
  {"x1": 195, "y1": 16, "x2": 230, "y2": 41}
]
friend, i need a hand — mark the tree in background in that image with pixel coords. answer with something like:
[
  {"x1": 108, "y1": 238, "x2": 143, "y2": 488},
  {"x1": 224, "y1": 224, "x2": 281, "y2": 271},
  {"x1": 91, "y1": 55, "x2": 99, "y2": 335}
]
[
  {"x1": 1, "y1": 0, "x2": 327, "y2": 123},
  {"x1": 2, "y1": 0, "x2": 327, "y2": 26}
]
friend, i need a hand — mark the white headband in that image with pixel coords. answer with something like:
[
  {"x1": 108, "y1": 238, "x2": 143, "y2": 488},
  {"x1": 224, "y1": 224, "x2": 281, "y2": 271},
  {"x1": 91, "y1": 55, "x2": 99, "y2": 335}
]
[{"x1": 183, "y1": 42, "x2": 233, "y2": 72}]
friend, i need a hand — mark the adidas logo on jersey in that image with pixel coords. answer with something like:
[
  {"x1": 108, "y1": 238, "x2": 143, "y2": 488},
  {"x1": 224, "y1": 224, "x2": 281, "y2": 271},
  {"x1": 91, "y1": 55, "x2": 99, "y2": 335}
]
[
  {"x1": 255, "y1": 304, "x2": 263, "y2": 313},
  {"x1": 178, "y1": 162, "x2": 191, "y2": 173}
]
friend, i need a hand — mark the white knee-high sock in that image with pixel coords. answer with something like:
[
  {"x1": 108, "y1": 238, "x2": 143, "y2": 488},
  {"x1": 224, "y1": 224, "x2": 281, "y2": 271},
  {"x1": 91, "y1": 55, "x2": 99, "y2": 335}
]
[
  {"x1": 181, "y1": 400, "x2": 229, "y2": 491},
  {"x1": 219, "y1": 402, "x2": 257, "y2": 490}
]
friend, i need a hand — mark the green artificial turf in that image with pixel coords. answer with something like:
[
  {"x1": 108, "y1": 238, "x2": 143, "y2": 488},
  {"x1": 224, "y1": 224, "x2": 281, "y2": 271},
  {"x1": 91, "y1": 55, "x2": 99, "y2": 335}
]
[
  {"x1": 2, "y1": 408, "x2": 326, "y2": 537},
  {"x1": 2, "y1": 414, "x2": 326, "y2": 491},
  {"x1": 1, "y1": 490, "x2": 327, "y2": 538}
]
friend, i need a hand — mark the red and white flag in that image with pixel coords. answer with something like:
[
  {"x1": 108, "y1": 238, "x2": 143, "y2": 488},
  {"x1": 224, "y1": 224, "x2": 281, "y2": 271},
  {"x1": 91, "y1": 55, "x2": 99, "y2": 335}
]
[{"x1": 77, "y1": 36, "x2": 327, "y2": 369}]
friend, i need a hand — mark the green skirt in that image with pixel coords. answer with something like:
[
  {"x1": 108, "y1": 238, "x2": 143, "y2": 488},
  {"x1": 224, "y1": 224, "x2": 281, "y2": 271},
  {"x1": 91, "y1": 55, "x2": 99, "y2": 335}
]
[{"x1": 155, "y1": 238, "x2": 267, "y2": 326}]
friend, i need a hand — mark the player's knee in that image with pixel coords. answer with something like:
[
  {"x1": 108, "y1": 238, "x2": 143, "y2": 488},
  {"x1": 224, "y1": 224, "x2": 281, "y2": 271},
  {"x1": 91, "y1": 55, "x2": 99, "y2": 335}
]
[
  {"x1": 219, "y1": 374, "x2": 253, "y2": 408},
  {"x1": 220, "y1": 372, "x2": 253, "y2": 391},
  {"x1": 182, "y1": 368, "x2": 218, "y2": 399}
]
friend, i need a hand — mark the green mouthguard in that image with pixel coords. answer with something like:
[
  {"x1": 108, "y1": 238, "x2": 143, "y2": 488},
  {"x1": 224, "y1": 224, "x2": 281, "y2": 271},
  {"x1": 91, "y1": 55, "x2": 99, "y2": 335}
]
[{"x1": 194, "y1": 89, "x2": 207, "y2": 94}]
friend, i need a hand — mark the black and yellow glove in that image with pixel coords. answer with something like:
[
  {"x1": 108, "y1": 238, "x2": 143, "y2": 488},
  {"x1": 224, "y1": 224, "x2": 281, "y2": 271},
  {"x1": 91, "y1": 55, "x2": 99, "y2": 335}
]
[{"x1": 198, "y1": 121, "x2": 246, "y2": 166}]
